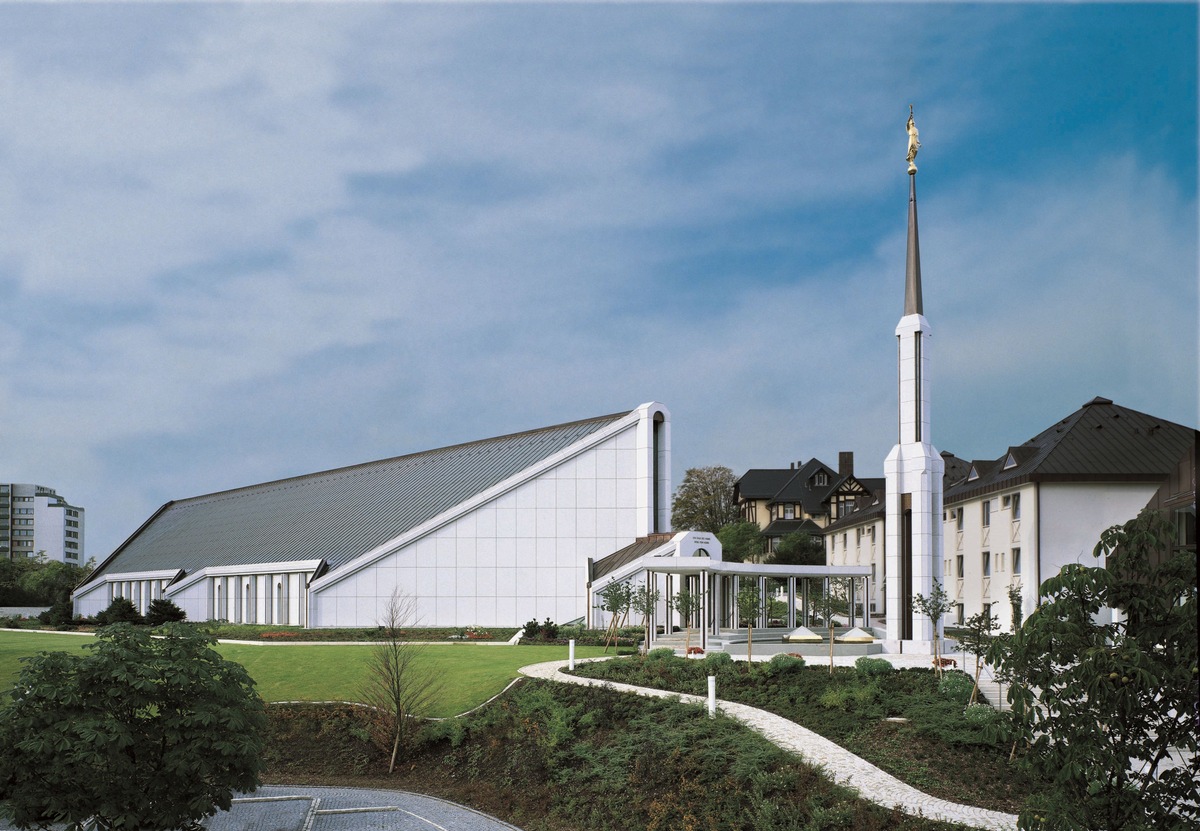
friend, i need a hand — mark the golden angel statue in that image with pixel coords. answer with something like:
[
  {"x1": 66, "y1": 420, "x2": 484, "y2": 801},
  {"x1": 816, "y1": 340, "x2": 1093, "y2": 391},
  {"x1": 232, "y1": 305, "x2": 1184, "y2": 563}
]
[{"x1": 906, "y1": 106, "x2": 920, "y2": 170}]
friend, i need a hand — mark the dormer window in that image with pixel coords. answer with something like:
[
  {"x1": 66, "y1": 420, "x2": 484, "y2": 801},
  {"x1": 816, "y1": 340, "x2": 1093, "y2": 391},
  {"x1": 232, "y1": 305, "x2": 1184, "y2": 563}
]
[
  {"x1": 783, "y1": 504, "x2": 795, "y2": 520},
  {"x1": 1003, "y1": 453, "x2": 1018, "y2": 470},
  {"x1": 967, "y1": 465, "x2": 980, "y2": 482}
]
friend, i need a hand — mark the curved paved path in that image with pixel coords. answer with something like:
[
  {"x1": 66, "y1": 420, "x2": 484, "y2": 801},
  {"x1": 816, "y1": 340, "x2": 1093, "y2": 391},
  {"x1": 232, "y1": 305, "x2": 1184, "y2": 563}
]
[{"x1": 520, "y1": 659, "x2": 1018, "y2": 831}]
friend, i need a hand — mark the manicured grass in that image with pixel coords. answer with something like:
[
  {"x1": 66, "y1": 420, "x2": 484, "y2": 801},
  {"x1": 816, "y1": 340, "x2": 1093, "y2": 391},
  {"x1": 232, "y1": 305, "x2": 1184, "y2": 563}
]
[
  {"x1": 0, "y1": 630, "x2": 615, "y2": 719},
  {"x1": 217, "y1": 641, "x2": 614, "y2": 717}
]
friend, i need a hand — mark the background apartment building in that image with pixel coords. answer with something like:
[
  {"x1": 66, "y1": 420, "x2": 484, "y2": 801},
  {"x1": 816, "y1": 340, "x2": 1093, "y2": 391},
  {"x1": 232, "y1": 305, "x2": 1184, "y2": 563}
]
[
  {"x1": 0, "y1": 483, "x2": 85, "y2": 564},
  {"x1": 827, "y1": 397, "x2": 1197, "y2": 633}
]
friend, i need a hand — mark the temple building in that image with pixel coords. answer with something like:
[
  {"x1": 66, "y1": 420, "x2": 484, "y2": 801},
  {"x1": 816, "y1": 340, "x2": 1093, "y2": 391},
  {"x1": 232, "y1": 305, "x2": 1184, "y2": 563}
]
[{"x1": 74, "y1": 403, "x2": 671, "y2": 627}]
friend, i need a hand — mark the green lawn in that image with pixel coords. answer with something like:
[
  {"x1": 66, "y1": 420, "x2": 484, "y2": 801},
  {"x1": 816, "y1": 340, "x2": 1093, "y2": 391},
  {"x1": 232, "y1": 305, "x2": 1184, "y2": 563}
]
[{"x1": 0, "y1": 630, "x2": 613, "y2": 719}]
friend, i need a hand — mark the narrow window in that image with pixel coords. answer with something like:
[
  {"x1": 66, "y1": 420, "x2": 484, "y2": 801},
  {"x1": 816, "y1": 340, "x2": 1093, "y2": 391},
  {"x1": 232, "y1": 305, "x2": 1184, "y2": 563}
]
[
  {"x1": 1011, "y1": 493, "x2": 1021, "y2": 519},
  {"x1": 982, "y1": 551, "x2": 991, "y2": 577},
  {"x1": 1012, "y1": 548, "x2": 1022, "y2": 575},
  {"x1": 982, "y1": 500, "x2": 991, "y2": 527},
  {"x1": 956, "y1": 555, "x2": 964, "y2": 579}
]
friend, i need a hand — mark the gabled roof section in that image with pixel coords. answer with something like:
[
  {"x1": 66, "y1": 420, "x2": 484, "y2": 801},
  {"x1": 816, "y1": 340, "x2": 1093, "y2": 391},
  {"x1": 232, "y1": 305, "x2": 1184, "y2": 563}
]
[
  {"x1": 590, "y1": 533, "x2": 677, "y2": 583},
  {"x1": 89, "y1": 410, "x2": 631, "y2": 582},
  {"x1": 734, "y1": 469, "x2": 797, "y2": 500},
  {"x1": 946, "y1": 398, "x2": 1197, "y2": 503}
]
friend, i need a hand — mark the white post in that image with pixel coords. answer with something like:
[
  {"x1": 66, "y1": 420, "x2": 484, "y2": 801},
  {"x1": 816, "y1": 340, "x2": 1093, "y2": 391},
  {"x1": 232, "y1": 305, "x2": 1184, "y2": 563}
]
[
  {"x1": 707, "y1": 675, "x2": 716, "y2": 718},
  {"x1": 569, "y1": 639, "x2": 576, "y2": 671}
]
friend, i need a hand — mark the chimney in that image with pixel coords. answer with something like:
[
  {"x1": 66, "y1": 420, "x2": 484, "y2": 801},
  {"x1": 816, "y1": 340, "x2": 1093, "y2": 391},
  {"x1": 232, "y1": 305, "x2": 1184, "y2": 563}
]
[{"x1": 839, "y1": 451, "x2": 854, "y2": 477}]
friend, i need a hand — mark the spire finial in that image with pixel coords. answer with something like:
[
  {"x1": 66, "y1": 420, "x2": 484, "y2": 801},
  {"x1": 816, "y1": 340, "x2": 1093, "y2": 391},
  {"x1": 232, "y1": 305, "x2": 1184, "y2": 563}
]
[{"x1": 906, "y1": 105, "x2": 920, "y2": 174}]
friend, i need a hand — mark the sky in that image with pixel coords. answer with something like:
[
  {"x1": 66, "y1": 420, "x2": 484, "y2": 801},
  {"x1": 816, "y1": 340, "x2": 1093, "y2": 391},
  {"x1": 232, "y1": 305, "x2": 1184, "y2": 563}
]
[{"x1": 1, "y1": 3, "x2": 1196, "y2": 561}]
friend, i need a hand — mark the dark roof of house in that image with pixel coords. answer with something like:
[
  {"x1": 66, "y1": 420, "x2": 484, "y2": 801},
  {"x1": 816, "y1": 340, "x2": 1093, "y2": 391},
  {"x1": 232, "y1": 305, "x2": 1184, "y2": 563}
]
[
  {"x1": 945, "y1": 397, "x2": 1197, "y2": 503},
  {"x1": 89, "y1": 410, "x2": 631, "y2": 582},
  {"x1": 735, "y1": 458, "x2": 844, "y2": 516},
  {"x1": 590, "y1": 533, "x2": 677, "y2": 582},
  {"x1": 761, "y1": 518, "x2": 824, "y2": 538}
]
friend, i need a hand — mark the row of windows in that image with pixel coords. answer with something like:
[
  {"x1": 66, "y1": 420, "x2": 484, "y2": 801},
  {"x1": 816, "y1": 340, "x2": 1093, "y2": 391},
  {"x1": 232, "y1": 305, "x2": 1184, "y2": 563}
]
[
  {"x1": 953, "y1": 548, "x2": 1022, "y2": 578},
  {"x1": 947, "y1": 492, "x2": 1022, "y2": 529},
  {"x1": 67, "y1": 519, "x2": 80, "y2": 528}
]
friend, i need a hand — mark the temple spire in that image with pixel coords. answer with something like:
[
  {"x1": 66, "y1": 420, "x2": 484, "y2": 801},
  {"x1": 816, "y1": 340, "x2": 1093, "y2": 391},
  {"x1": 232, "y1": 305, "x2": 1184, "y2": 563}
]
[{"x1": 904, "y1": 107, "x2": 923, "y2": 317}]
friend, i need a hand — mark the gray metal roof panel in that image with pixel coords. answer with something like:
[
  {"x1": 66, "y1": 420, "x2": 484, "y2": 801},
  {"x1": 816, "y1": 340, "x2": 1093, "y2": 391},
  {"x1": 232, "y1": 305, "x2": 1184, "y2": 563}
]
[{"x1": 91, "y1": 411, "x2": 629, "y2": 581}]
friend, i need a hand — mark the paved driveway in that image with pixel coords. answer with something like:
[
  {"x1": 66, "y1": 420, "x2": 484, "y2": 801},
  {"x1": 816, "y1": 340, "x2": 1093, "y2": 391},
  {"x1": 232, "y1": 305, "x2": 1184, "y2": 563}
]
[{"x1": 0, "y1": 786, "x2": 523, "y2": 831}]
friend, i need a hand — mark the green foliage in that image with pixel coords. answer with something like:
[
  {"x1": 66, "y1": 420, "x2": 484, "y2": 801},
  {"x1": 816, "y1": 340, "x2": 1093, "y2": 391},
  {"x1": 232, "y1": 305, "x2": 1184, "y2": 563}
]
[
  {"x1": 703, "y1": 650, "x2": 734, "y2": 672},
  {"x1": 646, "y1": 647, "x2": 676, "y2": 661},
  {"x1": 855, "y1": 657, "x2": 895, "y2": 677},
  {"x1": 432, "y1": 680, "x2": 959, "y2": 831},
  {"x1": 717, "y1": 521, "x2": 764, "y2": 563},
  {"x1": 144, "y1": 598, "x2": 187, "y2": 626},
  {"x1": 963, "y1": 703, "x2": 997, "y2": 728},
  {"x1": 0, "y1": 623, "x2": 266, "y2": 831},
  {"x1": 670, "y1": 465, "x2": 739, "y2": 533},
  {"x1": 936, "y1": 671, "x2": 974, "y2": 705},
  {"x1": 766, "y1": 652, "x2": 806, "y2": 675},
  {"x1": 571, "y1": 657, "x2": 1042, "y2": 814},
  {"x1": 988, "y1": 510, "x2": 1199, "y2": 831},
  {"x1": 630, "y1": 582, "x2": 660, "y2": 649},
  {"x1": 766, "y1": 531, "x2": 826, "y2": 565},
  {"x1": 37, "y1": 600, "x2": 76, "y2": 627},
  {"x1": 95, "y1": 596, "x2": 143, "y2": 626},
  {"x1": 0, "y1": 554, "x2": 95, "y2": 606}
]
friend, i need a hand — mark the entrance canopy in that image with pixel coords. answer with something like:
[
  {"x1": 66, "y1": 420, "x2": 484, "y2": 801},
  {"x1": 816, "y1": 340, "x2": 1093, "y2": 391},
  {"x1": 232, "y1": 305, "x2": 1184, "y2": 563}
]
[{"x1": 588, "y1": 531, "x2": 872, "y2": 650}]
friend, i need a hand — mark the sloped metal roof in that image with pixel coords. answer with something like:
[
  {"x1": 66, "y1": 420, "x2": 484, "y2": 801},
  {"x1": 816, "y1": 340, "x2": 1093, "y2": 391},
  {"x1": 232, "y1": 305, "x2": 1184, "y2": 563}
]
[
  {"x1": 90, "y1": 410, "x2": 629, "y2": 581},
  {"x1": 945, "y1": 397, "x2": 1196, "y2": 502},
  {"x1": 590, "y1": 533, "x2": 677, "y2": 582}
]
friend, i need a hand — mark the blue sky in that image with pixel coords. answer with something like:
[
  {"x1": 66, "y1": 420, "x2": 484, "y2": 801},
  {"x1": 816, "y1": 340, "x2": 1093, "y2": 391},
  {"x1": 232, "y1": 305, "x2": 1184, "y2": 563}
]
[{"x1": 1, "y1": 3, "x2": 1195, "y2": 560}]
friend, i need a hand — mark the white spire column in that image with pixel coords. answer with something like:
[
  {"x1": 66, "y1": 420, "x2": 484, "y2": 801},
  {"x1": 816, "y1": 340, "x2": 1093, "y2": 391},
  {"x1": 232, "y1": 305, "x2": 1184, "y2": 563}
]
[{"x1": 884, "y1": 109, "x2": 945, "y2": 647}]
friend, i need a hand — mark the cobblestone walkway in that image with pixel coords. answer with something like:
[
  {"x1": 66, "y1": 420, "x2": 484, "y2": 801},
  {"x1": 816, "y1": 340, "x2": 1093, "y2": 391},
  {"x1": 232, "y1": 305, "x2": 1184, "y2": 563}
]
[{"x1": 520, "y1": 659, "x2": 1018, "y2": 831}]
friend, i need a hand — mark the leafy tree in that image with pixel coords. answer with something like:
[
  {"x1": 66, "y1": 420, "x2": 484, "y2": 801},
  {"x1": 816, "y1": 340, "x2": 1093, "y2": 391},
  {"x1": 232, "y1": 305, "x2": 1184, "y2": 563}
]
[
  {"x1": 815, "y1": 578, "x2": 850, "y2": 675},
  {"x1": 144, "y1": 598, "x2": 188, "y2": 626},
  {"x1": 912, "y1": 579, "x2": 955, "y2": 677},
  {"x1": 988, "y1": 510, "x2": 1199, "y2": 830},
  {"x1": 631, "y1": 581, "x2": 662, "y2": 653},
  {"x1": 597, "y1": 581, "x2": 633, "y2": 652},
  {"x1": 735, "y1": 581, "x2": 761, "y2": 663},
  {"x1": 0, "y1": 623, "x2": 265, "y2": 831},
  {"x1": 716, "y1": 521, "x2": 763, "y2": 563},
  {"x1": 766, "y1": 531, "x2": 826, "y2": 565},
  {"x1": 670, "y1": 466, "x2": 739, "y2": 533},
  {"x1": 0, "y1": 553, "x2": 94, "y2": 606},
  {"x1": 361, "y1": 590, "x2": 442, "y2": 774},
  {"x1": 669, "y1": 587, "x2": 703, "y2": 652},
  {"x1": 958, "y1": 610, "x2": 997, "y2": 706}
]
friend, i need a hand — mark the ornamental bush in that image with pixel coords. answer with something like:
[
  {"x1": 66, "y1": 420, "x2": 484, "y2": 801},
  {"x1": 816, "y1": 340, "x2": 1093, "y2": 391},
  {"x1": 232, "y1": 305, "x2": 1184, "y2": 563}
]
[
  {"x1": 854, "y1": 657, "x2": 895, "y2": 677},
  {"x1": 0, "y1": 623, "x2": 266, "y2": 831},
  {"x1": 95, "y1": 596, "x2": 142, "y2": 626},
  {"x1": 144, "y1": 598, "x2": 187, "y2": 626}
]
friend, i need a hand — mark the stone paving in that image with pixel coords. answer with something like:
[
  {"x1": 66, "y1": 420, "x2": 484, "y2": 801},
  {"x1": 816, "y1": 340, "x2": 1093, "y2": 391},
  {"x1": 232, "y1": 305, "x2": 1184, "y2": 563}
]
[
  {"x1": 0, "y1": 786, "x2": 522, "y2": 831},
  {"x1": 520, "y1": 657, "x2": 1019, "y2": 831},
  {"x1": 205, "y1": 786, "x2": 523, "y2": 831}
]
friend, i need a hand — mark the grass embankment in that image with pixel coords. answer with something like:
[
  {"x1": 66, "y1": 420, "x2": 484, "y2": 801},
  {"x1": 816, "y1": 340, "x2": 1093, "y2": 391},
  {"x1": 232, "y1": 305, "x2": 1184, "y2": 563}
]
[
  {"x1": 264, "y1": 682, "x2": 971, "y2": 831},
  {"x1": 571, "y1": 653, "x2": 1045, "y2": 815},
  {"x1": 0, "y1": 630, "x2": 616, "y2": 718}
]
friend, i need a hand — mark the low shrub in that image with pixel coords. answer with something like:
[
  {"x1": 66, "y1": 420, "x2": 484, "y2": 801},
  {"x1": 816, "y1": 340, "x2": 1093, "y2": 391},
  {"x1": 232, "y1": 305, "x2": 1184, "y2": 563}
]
[
  {"x1": 522, "y1": 618, "x2": 541, "y2": 639},
  {"x1": 963, "y1": 703, "x2": 998, "y2": 727},
  {"x1": 766, "y1": 652, "x2": 806, "y2": 676},
  {"x1": 144, "y1": 598, "x2": 187, "y2": 626},
  {"x1": 646, "y1": 647, "x2": 676, "y2": 661},
  {"x1": 38, "y1": 599, "x2": 76, "y2": 627},
  {"x1": 0, "y1": 615, "x2": 22, "y2": 629},
  {"x1": 96, "y1": 597, "x2": 142, "y2": 626},
  {"x1": 703, "y1": 651, "x2": 733, "y2": 673},
  {"x1": 936, "y1": 671, "x2": 974, "y2": 705},
  {"x1": 855, "y1": 656, "x2": 895, "y2": 677}
]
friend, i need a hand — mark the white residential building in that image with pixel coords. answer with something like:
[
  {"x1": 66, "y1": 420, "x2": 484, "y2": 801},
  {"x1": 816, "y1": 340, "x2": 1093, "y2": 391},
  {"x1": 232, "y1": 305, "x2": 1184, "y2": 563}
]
[{"x1": 0, "y1": 483, "x2": 85, "y2": 565}]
